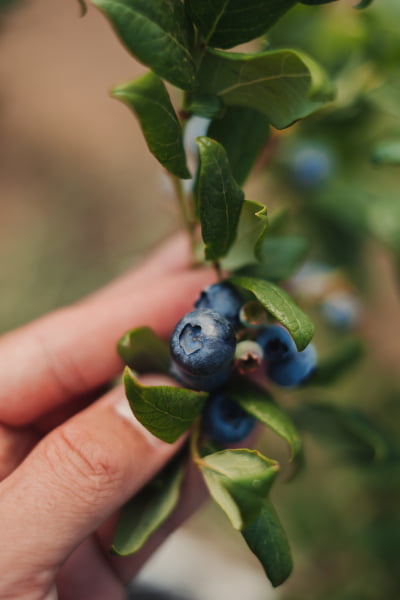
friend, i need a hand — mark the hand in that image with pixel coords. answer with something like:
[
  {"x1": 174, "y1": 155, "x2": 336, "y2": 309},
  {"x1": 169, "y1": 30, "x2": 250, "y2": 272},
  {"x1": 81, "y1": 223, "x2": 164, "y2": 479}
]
[{"x1": 0, "y1": 235, "x2": 213, "y2": 600}]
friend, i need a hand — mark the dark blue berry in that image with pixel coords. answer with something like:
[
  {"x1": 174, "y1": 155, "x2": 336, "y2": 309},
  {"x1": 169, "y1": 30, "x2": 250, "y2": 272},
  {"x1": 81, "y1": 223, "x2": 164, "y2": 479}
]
[
  {"x1": 268, "y1": 343, "x2": 317, "y2": 388},
  {"x1": 170, "y1": 309, "x2": 236, "y2": 392},
  {"x1": 257, "y1": 324, "x2": 297, "y2": 363},
  {"x1": 170, "y1": 363, "x2": 232, "y2": 393},
  {"x1": 194, "y1": 283, "x2": 243, "y2": 327},
  {"x1": 290, "y1": 144, "x2": 334, "y2": 188},
  {"x1": 202, "y1": 393, "x2": 256, "y2": 444},
  {"x1": 320, "y1": 292, "x2": 360, "y2": 330}
]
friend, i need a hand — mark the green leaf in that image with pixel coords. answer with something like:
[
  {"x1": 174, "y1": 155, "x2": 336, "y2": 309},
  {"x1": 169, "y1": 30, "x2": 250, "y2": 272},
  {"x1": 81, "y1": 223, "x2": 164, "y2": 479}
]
[
  {"x1": 300, "y1": 0, "x2": 337, "y2": 4},
  {"x1": 222, "y1": 200, "x2": 269, "y2": 272},
  {"x1": 266, "y1": 209, "x2": 290, "y2": 234},
  {"x1": 227, "y1": 378, "x2": 302, "y2": 461},
  {"x1": 367, "y1": 194, "x2": 400, "y2": 255},
  {"x1": 371, "y1": 140, "x2": 400, "y2": 166},
  {"x1": 240, "y1": 235, "x2": 309, "y2": 282},
  {"x1": 112, "y1": 454, "x2": 184, "y2": 555},
  {"x1": 229, "y1": 276, "x2": 314, "y2": 351},
  {"x1": 185, "y1": 0, "x2": 297, "y2": 49},
  {"x1": 307, "y1": 178, "x2": 400, "y2": 255},
  {"x1": 0, "y1": 0, "x2": 21, "y2": 10},
  {"x1": 91, "y1": 0, "x2": 195, "y2": 90},
  {"x1": 112, "y1": 73, "x2": 190, "y2": 179},
  {"x1": 294, "y1": 403, "x2": 392, "y2": 464},
  {"x1": 78, "y1": 0, "x2": 87, "y2": 15},
  {"x1": 308, "y1": 180, "x2": 370, "y2": 237},
  {"x1": 187, "y1": 95, "x2": 225, "y2": 119},
  {"x1": 355, "y1": 0, "x2": 373, "y2": 8},
  {"x1": 198, "y1": 448, "x2": 279, "y2": 530},
  {"x1": 196, "y1": 48, "x2": 335, "y2": 130},
  {"x1": 242, "y1": 498, "x2": 293, "y2": 587},
  {"x1": 117, "y1": 326, "x2": 170, "y2": 374},
  {"x1": 207, "y1": 107, "x2": 270, "y2": 185},
  {"x1": 306, "y1": 338, "x2": 363, "y2": 386},
  {"x1": 123, "y1": 367, "x2": 207, "y2": 443},
  {"x1": 195, "y1": 137, "x2": 245, "y2": 261},
  {"x1": 369, "y1": 75, "x2": 400, "y2": 120}
]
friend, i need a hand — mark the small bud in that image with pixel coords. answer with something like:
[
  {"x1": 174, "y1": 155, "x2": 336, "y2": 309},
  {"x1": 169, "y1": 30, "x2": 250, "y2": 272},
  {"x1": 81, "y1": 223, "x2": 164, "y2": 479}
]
[
  {"x1": 239, "y1": 301, "x2": 267, "y2": 328},
  {"x1": 234, "y1": 340, "x2": 264, "y2": 374}
]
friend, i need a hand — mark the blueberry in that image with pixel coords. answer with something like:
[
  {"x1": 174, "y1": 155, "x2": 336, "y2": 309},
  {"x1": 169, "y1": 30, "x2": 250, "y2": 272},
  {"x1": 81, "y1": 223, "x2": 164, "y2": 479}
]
[
  {"x1": 289, "y1": 143, "x2": 334, "y2": 188},
  {"x1": 194, "y1": 282, "x2": 243, "y2": 327},
  {"x1": 170, "y1": 363, "x2": 232, "y2": 393},
  {"x1": 170, "y1": 309, "x2": 236, "y2": 392},
  {"x1": 257, "y1": 324, "x2": 297, "y2": 363},
  {"x1": 202, "y1": 393, "x2": 256, "y2": 444},
  {"x1": 320, "y1": 292, "x2": 360, "y2": 330},
  {"x1": 268, "y1": 343, "x2": 317, "y2": 388}
]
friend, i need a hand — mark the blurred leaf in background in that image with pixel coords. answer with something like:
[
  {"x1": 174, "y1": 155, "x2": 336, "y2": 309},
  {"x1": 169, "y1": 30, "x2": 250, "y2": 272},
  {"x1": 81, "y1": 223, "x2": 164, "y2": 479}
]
[{"x1": 255, "y1": 2, "x2": 400, "y2": 599}]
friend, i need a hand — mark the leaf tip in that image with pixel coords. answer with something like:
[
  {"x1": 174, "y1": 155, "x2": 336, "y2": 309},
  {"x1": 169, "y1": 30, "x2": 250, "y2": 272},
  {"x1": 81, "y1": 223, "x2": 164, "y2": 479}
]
[
  {"x1": 123, "y1": 365, "x2": 136, "y2": 383},
  {"x1": 196, "y1": 135, "x2": 220, "y2": 152},
  {"x1": 78, "y1": 0, "x2": 88, "y2": 17},
  {"x1": 109, "y1": 544, "x2": 121, "y2": 556},
  {"x1": 110, "y1": 84, "x2": 129, "y2": 102},
  {"x1": 117, "y1": 330, "x2": 130, "y2": 350}
]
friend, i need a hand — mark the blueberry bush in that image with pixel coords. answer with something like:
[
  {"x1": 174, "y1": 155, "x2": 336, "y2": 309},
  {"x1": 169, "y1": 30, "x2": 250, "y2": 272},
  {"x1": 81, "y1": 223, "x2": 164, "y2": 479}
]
[{"x1": 70, "y1": 0, "x2": 399, "y2": 594}]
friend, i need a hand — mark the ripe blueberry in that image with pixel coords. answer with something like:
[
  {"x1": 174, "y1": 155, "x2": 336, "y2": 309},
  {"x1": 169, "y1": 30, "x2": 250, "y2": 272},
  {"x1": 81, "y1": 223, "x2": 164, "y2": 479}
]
[
  {"x1": 202, "y1": 393, "x2": 256, "y2": 444},
  {"x1": 320, "y1": 291, "x2": 360, "y2": 330},
  {"x1": 289, "y1": 143, "x2": 334, "y2": 188},
  {"x1": 170, "y1": 309, "x2": 236, "y2": 392},
  {"x1": 194, "y1": 282, "x2": 243, "y2": 327},
  {"x1": 257, "y1": 324, "x2": 297, "y2": 363},
  {"x1": 267, "y1": 343, "x2": 317, "y2": 388}
]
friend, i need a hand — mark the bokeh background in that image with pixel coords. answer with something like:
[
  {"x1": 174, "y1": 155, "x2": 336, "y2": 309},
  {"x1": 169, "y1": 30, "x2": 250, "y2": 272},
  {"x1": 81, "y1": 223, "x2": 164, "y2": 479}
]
[
  {"x1": 1, "y1": 1, "x2": 399, "y2": 599},
  {"x1": 0, "y1": 0, "x2": 181, "y2": 334}
]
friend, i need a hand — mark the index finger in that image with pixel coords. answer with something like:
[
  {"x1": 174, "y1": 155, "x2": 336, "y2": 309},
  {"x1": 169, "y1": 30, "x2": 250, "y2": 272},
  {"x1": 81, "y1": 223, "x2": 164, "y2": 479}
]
[{"x1": 0, "y1": 242, "x2": 213, "y2": 426}]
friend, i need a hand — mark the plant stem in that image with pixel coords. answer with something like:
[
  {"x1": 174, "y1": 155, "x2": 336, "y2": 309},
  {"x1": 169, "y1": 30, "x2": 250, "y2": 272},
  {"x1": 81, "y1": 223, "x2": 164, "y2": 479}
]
[
  {"x1": 189, "y1": 418, "x2": 202, "y2": 464},
  {"x1": 169, "y1": 173, "x2": 196, "y2": 250},
  {"x1": 213, "y1": 260, "x2": 223, "y2": 281}
]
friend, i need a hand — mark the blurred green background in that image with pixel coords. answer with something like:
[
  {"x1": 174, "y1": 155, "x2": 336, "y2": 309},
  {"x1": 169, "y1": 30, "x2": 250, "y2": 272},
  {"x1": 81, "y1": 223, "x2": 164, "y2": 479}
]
[
  {"x1": 1, "y1": 1, "x2": 399, "y2": 599},
  {"x1": 0, "y1": 0, "x2": 180, "y2": 334}
]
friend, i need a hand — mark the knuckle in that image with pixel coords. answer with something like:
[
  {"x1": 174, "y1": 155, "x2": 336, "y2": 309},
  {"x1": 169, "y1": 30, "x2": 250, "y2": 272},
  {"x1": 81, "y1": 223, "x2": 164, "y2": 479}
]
[
  {"x1": 42, "y1": 423, "x2": 125, "y2": 504},
  {"x1": 0, "y1": 557, "x2": 54, "y2": 600},
  {"x1": 30, "y1": 314, "x2": 90, "y2": 397}
]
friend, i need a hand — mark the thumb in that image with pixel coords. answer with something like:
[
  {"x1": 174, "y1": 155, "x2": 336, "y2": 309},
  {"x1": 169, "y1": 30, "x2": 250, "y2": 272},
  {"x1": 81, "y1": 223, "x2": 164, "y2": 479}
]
[{"x1": 0, "y1": 376, "x2": 184, "y2": 598}]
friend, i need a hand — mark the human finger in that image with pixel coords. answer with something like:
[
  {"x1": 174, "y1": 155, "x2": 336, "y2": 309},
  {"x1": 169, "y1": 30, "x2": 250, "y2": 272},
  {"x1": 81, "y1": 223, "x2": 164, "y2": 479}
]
[
  {"x1": 89, "y1": 232, "x2": 195, "y2": 303},
  {"x1": 104, "y1": 458, "x2": 208, "y2": 583},
  {"x1": 100, "y1": 428, "x2": 261, "y2": 583},
  {"x1": 55, "y1": 463, "x2": 208, "y2": 600},
  {"x1": 0, "y1": 424, "x2": 39, "y2": 482},
  {"x1": 1, "y1": 389, "x2": 109, "y2": 483},
  {"x1": 56, "y1": 414, "x2": 260, "y2": 595},
  {"x1": 0, "y1": 376, "x2": 185, "y2": 599},
  {"x1": 0, "y1": 267, "x2": 214, "y2": 427},
  {"x1": 55, "y1": 537, "x2": 126, "y2": 600}
]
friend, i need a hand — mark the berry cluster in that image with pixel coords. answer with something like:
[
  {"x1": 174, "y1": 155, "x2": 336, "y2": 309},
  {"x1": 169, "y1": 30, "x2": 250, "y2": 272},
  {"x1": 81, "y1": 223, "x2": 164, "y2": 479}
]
[{"x1": 170, "y1": 283, "x2": 317, "y2": 444}]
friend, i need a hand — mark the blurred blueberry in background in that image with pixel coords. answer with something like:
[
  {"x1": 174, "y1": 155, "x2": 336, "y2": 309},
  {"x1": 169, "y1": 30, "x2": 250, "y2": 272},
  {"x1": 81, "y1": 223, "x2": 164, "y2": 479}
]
[
  {"x1": 202, "y1": 392, "x2": 256, "y2": 443},
  {"x1": 289, "y1": 142, "x2": 335, "y2": 188}
]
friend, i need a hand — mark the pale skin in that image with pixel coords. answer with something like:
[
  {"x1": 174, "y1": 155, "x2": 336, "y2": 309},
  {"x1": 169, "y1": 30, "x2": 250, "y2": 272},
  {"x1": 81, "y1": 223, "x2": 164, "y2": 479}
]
[{"x1": 0, "y1": 234, "x2": 215, "y2": 600}]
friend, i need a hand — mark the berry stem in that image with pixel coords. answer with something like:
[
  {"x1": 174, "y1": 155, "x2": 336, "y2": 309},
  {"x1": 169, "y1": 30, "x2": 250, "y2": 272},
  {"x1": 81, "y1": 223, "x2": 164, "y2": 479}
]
[
  {"x1": 169, "y1": 173, "x2": 197, "y2": 254},
  {"x1": 189, "y1": 418, "x2": 202, "y2": 464},
  {"x1": 213, "y1": 260, "x2": 223, "y2": 281}
]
